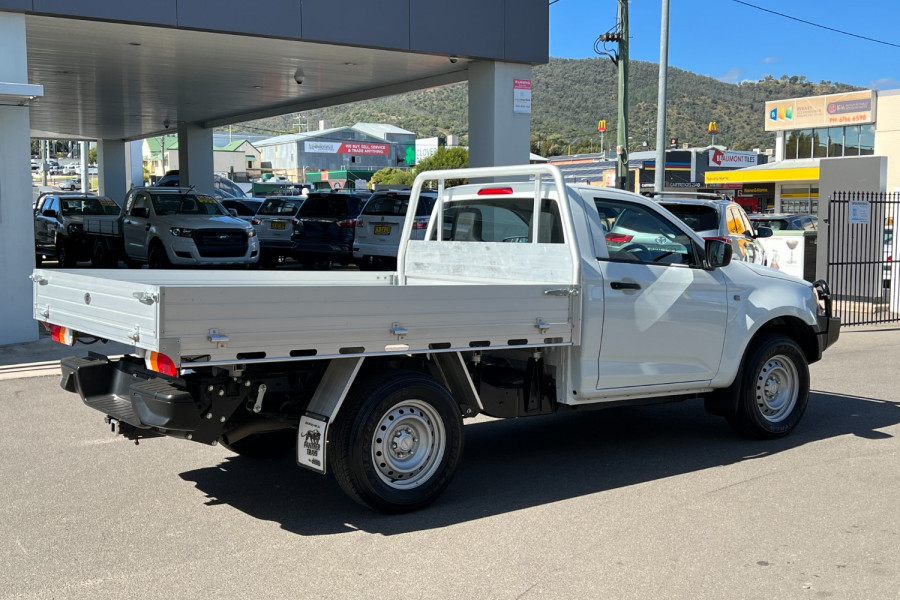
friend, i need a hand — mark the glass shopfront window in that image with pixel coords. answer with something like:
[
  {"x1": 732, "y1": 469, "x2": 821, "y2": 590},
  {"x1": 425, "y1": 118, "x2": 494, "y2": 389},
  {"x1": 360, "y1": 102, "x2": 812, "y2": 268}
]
[
  {"x1": 813, "y1": 130, "x2": 828, "y2": 158},
  {"x1": 859, "y1": 124, "x2": 875, "y2": 155},
  {"x1": 780, "y1": 185, "x2": 819, "y2": 214},
  {"x1": 827, "y1": 127, "x2": 843, "y2": 157},
  {"x1": 782, "y1": 124, "x2": 875, "y2": 160}
]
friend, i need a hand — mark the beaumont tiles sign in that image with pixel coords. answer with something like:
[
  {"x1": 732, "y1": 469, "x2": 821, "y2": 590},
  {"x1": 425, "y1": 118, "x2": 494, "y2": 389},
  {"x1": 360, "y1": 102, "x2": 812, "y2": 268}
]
[{"x1": 709, "y1": 149, "x2": 759, "y2": 167}]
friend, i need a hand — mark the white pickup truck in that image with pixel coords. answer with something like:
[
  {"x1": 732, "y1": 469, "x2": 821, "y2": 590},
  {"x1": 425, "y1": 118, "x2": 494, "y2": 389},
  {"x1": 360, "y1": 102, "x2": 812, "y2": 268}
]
[
  {"x1": 84, "y1": 186, "x2": 259, "y2": 268},
  {"x1": 32, "y1": 164, "x2": 840, "y2": 513}
]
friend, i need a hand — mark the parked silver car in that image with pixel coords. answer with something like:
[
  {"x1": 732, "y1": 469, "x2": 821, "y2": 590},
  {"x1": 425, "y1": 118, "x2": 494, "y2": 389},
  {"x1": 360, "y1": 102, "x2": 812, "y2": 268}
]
[
  {"x1": 353, "y1": 190, "x2": 438, "y2": 270},
  {"x1": 649, "y1": 192, "x2": 772, "y2": 265}
]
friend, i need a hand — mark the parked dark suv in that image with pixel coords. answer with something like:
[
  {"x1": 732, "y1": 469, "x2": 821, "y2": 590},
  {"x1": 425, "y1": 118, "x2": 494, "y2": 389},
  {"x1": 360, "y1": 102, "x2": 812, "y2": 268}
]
[
  {"x1": 34, "y1": 193, "x2": 120, "y2": 266},
  {"x1": 289, "y1": 192, "x2": 370, "y2": 269}
]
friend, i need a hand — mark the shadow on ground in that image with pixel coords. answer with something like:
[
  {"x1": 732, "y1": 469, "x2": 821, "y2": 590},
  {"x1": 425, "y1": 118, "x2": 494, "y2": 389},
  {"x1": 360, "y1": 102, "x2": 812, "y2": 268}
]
[{"x1": 179, "y1": 391, "x2": 900, "y2": 536}]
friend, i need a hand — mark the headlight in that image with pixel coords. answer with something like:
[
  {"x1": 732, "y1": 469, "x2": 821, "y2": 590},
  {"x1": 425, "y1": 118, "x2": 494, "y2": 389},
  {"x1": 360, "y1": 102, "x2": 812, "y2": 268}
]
[
  {"x1": 246, "y1": 228, "x2": 257, "y2": 238},
  {"x1": 169, "y1": 227, "x2": 194, "y2": 238}
]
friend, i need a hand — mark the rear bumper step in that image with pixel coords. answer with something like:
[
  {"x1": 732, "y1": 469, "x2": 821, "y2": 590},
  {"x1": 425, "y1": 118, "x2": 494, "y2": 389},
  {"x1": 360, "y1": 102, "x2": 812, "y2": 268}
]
[{"x1": 60, "y1": 354, "x2": 202, "y2": 431}]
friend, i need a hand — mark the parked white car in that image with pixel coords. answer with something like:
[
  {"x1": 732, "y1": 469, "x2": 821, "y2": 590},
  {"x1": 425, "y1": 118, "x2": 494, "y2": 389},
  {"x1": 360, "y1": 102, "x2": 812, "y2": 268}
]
[{"x1": 354, "y1": 190, "x2": 437, "y2": 270}]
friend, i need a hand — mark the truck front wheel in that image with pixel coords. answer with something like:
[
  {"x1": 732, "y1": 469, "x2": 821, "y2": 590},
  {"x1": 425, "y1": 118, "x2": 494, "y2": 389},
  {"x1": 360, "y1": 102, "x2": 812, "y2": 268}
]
[
  {"x1": 329, "y1": 371, "x2": 464, "y2": 513},
  {"x1": 726, "y1": 334, "x2": 810, "y2": 439},
  {"x1": 148, "y1": 242, "x2": 171, "y2": 269}
]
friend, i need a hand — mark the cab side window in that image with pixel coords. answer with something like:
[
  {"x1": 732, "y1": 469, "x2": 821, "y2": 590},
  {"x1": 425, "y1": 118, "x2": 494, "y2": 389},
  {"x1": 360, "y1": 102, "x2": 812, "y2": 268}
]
[
  {"x1": 129, "y1": 193, "x2": 151, "y2": 218},
  {"x1": 594, "y1": 198, "x2": 695, "y2": 266}
]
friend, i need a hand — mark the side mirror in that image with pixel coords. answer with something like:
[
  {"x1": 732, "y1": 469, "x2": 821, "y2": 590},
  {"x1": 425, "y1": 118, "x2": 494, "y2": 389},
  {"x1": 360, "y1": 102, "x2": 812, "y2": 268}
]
[
  {"x1": 704, "y1": 237, "x2": 733, "y2": 269},
  {"x1": 228, "y1": 208, "x2": 239, "y2": 217},
  {"x1": 42, "y1": 209, "x2": 57, "y2": 218},
  {"x1": 755, "y1": 226, "x2": 773, "y2": 239}
]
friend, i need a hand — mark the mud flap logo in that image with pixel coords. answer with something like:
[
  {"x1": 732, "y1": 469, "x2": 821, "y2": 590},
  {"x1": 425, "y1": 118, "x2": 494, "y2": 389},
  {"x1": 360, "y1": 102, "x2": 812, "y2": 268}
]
[{"x1": 297, "y1": 415, "x2": 328, "y2": 474}]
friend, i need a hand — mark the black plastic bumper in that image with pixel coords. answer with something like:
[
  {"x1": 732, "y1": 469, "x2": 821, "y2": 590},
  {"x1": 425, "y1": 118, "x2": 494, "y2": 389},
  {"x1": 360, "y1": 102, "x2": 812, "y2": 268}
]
[
  {"x1": 60, "y1": 354, "x2": 203, "y2": 431},
  {"x1": 813, "y1": 280, "x2": 841, "y2": 355}
]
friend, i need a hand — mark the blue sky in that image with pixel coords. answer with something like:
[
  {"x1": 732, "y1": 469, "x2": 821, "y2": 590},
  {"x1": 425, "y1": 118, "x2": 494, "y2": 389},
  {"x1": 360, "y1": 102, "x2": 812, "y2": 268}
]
[{"x1": 549, "y1": 0, "x2": 900, "y2": 90}]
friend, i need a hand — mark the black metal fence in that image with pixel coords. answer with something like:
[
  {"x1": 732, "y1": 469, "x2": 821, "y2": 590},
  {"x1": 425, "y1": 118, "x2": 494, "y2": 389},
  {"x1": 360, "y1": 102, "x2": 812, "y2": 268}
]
[{"x1": 826, "y1": 191, "x2": 898, "y2": 326}]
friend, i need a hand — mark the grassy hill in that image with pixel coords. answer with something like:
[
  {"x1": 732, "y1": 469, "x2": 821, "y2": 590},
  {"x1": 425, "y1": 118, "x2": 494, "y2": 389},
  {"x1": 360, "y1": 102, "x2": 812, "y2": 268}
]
[{"x1": 240, "y1": 57, "x2": 860, "y2": 156}]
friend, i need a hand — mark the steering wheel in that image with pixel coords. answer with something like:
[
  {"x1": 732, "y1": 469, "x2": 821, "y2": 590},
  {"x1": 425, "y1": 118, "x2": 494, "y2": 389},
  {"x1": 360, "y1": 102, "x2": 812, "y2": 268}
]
[{"x1": 621, "y1": 243, "x2": 652, "y2": 260}]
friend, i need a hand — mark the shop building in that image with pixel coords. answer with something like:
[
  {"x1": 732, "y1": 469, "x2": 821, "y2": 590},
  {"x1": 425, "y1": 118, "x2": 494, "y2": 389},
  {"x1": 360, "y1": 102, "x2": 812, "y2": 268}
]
[{"x1": 705, "y1": 89, "x2": 900, "y2": 212}]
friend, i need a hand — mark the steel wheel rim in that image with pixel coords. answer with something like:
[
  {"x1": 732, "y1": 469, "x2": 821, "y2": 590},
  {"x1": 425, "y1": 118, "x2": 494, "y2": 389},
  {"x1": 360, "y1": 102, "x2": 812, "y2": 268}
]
[
  {"x1": 371, "y1": 399, "x2": 446, "y2": 489},
  {"x1": 755, "y1": 354, "x2": 799, "y2": 422}
]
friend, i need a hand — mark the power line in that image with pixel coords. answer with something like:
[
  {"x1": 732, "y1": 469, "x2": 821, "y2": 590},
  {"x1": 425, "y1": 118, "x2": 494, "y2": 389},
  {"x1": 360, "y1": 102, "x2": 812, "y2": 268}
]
[{"x1": 731, "y1": 0, "x2": 900, "y2": 49}]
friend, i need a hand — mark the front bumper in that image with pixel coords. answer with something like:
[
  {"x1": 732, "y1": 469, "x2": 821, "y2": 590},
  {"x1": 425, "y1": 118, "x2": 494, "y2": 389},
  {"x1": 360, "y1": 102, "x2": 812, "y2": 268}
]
[{"x1": 814, "y1": 280, "x2": 841, "y2": 354}]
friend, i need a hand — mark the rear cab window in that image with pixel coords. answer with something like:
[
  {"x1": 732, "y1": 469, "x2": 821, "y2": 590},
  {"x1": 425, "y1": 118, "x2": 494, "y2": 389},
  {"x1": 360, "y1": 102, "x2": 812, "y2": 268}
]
[{"x1": 258, "y1": 197, "x2": 303, "y2": 216}]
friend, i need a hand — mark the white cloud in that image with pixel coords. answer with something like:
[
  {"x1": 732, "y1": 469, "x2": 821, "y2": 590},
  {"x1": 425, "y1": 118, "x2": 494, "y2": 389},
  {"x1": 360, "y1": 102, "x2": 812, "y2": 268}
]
[
  {"x1": 869, "y1": 77, "x2": 900, "y2": 91},
  {"x1": 762, "y1": 56, "x2": 779, "y2": 64},
  {"x1": 718, "y1": 68, "x2": 744, "y2": 83}
]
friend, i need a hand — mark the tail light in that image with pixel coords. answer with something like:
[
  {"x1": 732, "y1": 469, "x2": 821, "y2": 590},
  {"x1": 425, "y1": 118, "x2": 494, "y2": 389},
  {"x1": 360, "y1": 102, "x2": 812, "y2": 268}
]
[
  {"x1": 337, "y1": 219, "x2": 357, "y2": 228},
  {"x1": 356, "y1": 218, "x2": 364, "y2": 228},
  {"x1": 145, "y1": 351, "x2": 178, "y2": 377},
  {"x1": 477, "y1": 187, "x2": 513, "y2": 195},
  {"x1": 292, "y1": 218, "x2": 300, "y2": 226},
  {"x1": 51, "y1": 324, "x2": 74, "y2": 346},
  {"x1": 413, "y1": 217, "x2": 429, "y2": 229},
  {"x1": 704, "y1": 236, "x2": 731, "y2": 244},
  {"x1": 605, "y1": 232, "x2": 633, "y2": 243},
  {"x1": 250, "y1": 218, "x2": 261, "y2": 226}
]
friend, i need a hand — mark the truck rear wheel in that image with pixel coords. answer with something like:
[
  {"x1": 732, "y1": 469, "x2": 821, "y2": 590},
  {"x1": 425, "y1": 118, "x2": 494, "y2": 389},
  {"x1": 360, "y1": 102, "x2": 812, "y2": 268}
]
[
  {"x1": 726, "y1": 334, "x2": 809, "y2": 439},
  {"x1": 329, "y1": 371, "x2": 464, "y2": 513},
  {"x1": 91, "y1": 239, "x2": 117, "y2": 268}
]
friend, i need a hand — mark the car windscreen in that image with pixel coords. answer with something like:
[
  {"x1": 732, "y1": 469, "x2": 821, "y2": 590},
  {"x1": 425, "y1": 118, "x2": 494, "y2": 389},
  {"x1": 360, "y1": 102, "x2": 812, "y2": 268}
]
[
  {"x1": 151, "y1": 193, "x2": 225, "y2": 216},
  {"x1": 297, "y1": 195, "x2": 348, "y2": 218},
  {"x1": 660, "y1": 203, "x2": 719, "y2": 232},
  {"x1": 59, "y1": 197, "x2": 120, "y2": 216},
  {"x1": 751, "y1": 218, "x2": 789, "y2": 231},
  {"x1": 258, "y1": 197, "x2": 304, "y2": 216},
  {"x1": 363, "y1": 194, "x2": 437, "y2": 218}
]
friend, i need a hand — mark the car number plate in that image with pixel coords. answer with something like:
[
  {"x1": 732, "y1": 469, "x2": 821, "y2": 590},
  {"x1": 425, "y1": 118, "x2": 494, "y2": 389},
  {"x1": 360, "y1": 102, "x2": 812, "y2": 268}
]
[
  {"x1": 271, "y1": 221, "x2": 286, "y2": 230},
  {"x1": 373, "y1": 225, "x2": 391, "y2": 235}
]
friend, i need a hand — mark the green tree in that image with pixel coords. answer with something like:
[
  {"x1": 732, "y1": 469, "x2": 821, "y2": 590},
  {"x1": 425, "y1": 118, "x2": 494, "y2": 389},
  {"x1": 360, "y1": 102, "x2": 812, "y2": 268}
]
[
  {"x1": 413, "y1": 147, "x2": 469, "y2": 187},
  {"x1": 368, "y1": 167, "x2": 414, "y2": 190},
  {"x1": 88, "y1": 146, "x2": 97, "y2": 164}
]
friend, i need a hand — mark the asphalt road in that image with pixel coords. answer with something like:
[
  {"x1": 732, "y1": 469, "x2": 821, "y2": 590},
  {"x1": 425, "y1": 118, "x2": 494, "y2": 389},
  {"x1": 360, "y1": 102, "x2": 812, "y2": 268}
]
[{"x1": 1, "y1": 325, "x2": 898, "y2": 600}]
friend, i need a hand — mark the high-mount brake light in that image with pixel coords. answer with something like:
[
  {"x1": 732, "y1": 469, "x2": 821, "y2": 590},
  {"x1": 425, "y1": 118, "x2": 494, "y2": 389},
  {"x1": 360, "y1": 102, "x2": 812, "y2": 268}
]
[
  {"x1": 145, "y1": 351, "x2": 178, "y2": 377},
  {"x1": 477, "y1": 187, "x2": 514, "y2": 195},
  {"x1": 605, "y1": 232, "x2": 633, "y2": 243},
  {"x1": 50, "y1": 325, "x2": 74, "y2": 346}
]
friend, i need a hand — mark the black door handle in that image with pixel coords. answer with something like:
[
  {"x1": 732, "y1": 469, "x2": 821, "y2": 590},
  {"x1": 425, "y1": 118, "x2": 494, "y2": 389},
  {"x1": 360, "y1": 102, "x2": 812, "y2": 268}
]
[{"x1": 610, "y1": 281, "x2": 641, "y2": 290}]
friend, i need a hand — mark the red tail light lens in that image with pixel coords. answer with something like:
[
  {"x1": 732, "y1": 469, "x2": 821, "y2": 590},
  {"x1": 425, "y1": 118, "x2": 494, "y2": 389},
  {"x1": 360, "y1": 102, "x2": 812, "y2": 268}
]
[
  {"x1": 605, "y1": 232, "x2": 633, "y2": 243},
  {"x1": 250, "y1": 218, "x2": 261, "y2": 226},
  {"x1": 145, "y1": 351, "x2": 178, "y2": 377},
  {"x1": 413, "y1": 218, "x2": 429, "y2": 229},
  {"x1": 51, "y1": 325, "x2": 74, "y2": 346},
  {"x1": 477, "y1": 187, "x2": 514, "y2": 195},
  {"x1": 337, "y1": 219, "x2": 357, "y2": 228}
]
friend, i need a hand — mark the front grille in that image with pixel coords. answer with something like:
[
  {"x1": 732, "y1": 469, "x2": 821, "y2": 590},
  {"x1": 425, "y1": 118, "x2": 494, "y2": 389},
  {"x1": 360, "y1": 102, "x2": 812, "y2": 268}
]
[{"x1": 192, "y1": 229, "x2": 248, "y2": 258}]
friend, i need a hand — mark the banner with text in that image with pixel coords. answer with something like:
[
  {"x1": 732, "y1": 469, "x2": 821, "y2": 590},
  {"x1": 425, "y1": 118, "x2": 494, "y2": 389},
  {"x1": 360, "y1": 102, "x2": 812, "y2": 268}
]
[
  {"x1": 765, "y1": 90, "x2": 875, "y2": 131},
  {"x1": 304, "y1": 141, "x2": 390, "y2": 155}
]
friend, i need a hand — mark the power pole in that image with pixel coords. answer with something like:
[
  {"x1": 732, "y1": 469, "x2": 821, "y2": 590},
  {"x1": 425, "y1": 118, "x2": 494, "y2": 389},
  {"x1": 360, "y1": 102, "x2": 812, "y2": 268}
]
[
  {"x1": 597, "y1": 0, "x2": 629, "y2": 189},
  {"x1": 654, "y1": 0, "x2": 670, "y2": 192}
]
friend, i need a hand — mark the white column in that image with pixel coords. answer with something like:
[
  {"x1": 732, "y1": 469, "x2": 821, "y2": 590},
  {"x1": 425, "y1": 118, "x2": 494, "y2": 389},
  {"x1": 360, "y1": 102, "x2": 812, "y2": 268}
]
[
  {"x1": 177, "y1": 122, "x2": 214, "y2": 195},
  {"x1": 97, "y1": 139, "x2": 127, "y2": 202},
  {"x1": 126, "y1": 140, "x2": 145, "y2": 188},
  {"x1": 79, "y1": 141, "x2": 88, "y2": 192},
  {"x1": 0, "y1": 12, "x2": 43, "y2": 345},
  {"x1": 467, "y1": 61, "x2": 532, "y2": 168}
]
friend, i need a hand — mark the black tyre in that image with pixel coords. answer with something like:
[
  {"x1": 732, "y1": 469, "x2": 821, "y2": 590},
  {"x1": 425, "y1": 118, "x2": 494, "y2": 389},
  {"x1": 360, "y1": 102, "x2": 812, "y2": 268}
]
[
  {"x1": 219, "y1": 429, "x2": 296, "y2": 459},
  {"x1": 147, "y1": 242, "x2": 171, "y2": 269},
  {"x1": 57, "y1": 238, "x2": 76, "y2": 267},
  {"x1": 91, "y1": 238, "x2": 117, "y2": 268},
  {"x1": 303, "y1": 258, "x2": 332, "y2": 270},
  {"x1": 726, "y1": 334, "x2": 810, "y2": 439},
  {"x1": 329, "y1": 371, "x2": 464, "y2": 513}
]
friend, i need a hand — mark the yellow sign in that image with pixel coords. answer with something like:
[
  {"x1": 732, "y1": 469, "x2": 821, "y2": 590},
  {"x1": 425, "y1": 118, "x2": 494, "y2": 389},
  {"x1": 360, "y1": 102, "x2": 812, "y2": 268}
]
[
  {"x1": 705, "y1": 167, "x2": 819, "y2": 184},
  {"x1": 597, "y1": 120, "x2": 607, "y2": 132},
  {"x1": 765, "y1": 90, "x2": 875, "y2": 131},
  {"x1": 707, "y1": 121, "x2": 718, "y2": 134}
]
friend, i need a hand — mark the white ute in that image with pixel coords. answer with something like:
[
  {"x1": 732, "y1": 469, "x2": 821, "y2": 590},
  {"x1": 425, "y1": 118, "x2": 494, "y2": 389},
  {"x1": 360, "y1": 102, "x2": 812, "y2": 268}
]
[{"x1": 33, "y1": 164, "x2": 840, "y2": 512}]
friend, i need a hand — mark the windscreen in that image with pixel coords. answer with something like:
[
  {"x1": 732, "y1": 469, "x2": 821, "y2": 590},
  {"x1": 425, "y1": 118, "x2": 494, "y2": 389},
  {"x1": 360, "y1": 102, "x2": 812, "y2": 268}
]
[
  {"x1": 258, "y1": 197, "x2": 304, "y2": 216},
  {"x1": 151, "y1": 193, "x2": 225, "y2": 216},
  {"x1": 660, "y1": 203, "x2": 719, "y2": 232},
  {"x1": 363, "y1": 193, "x2": 436, "y2": 218}
]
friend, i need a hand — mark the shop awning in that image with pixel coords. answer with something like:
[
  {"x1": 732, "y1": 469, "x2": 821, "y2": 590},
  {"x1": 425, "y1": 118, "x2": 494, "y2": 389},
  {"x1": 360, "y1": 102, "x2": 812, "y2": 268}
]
[{"x1": 705, "y1": 158, "x2": 820, "y2": 185}]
